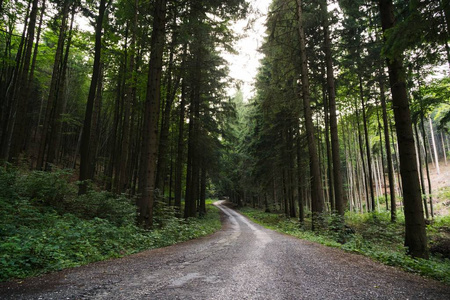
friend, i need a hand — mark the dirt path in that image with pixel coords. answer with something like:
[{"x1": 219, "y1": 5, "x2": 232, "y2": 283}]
[{"x1": 1, "y1": 201, "x2": 449, "y2": 299}]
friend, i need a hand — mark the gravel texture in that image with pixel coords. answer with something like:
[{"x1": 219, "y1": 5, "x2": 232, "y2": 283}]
[{"x1": 1, "y1": 201, "x2": 449, "y2": 299}]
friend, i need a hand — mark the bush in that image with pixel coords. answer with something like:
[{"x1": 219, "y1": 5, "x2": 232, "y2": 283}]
[
  {"x1": 64, "y1": 191, "x2": 137, "y2": 227},
  {"x1": 15, "y1": 169, "x2": 74, "y2": 208},
  {"x1": 0, "y1": 167, "x2": 222, "y2": 282}
]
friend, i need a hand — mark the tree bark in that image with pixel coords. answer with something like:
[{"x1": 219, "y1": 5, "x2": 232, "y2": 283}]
[
  {"x1": 46, "y1": 4, "x2": 75, "y2": 168},
  {"x1": 79, "y1": 0, "x2": 107, "y2": 194},
  {"x1": 378, "y1": 0, "x2": 428, "y2": 258},
  {"x1": 428, "y1": 117, "x2": 440, "y2": 174},
  {"x1": 379, "y1": 74, "x2": 396, "y2": 221},
  {"x1": 361, "y1": 93, "x2": 375, "y2": 211},
  {"x1": 174, "y1": 76, "x2": 186, "y2": 215},
  {"x1": 137, "y1": 0, "x2": 167, "y2": 228},
  {"x1": 37, "y1": 0, "x2": 70, "y2": 169},
  {"x1": 296, "y1": 133, "x2": 305, "y2": 223},
  {"x1": 375, "y1": 96, "x2": 388, "y2": 211},
  {"x1": 9, "y1": 0, "x2": 39, "y2": 161},
  {"x1": 295, "y1": 0, "x2": 325, "y2": 229},
  {"x1": 420, "y1": 113, "x2": 434, "y2": 219},
  {"x1": 320, "y1": 0, "x2": 344, "y2": 215},
  {"x1": 441, "y1": 132, "x2": 447, "y2": 165},
  {"x1": 0, "y1": 0, "x2": 31, "y2": 160},
  {"x1": 117, "y1": 2, "x2": 138, "y2": 193},
  {"x1": 156, "y1": 9, "x2": 180, "y2": 192},
  {"x1": 414, "y1": 122, "x2": 429, "y2": 219},
  {"x1": 199, "y1": 165, "x2": 206, "y2": 216},
  {"x1": 354, "y1": 88, "x2": 370, "y2": 211}
]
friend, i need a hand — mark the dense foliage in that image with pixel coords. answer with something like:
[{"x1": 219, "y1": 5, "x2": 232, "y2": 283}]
[{"x1": 0, "y1": 166, "x2": 221, "y2": 281}]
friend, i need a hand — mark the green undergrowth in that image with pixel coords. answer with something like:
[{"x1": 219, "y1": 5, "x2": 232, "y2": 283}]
[
  {"x1": 0, "y1": 166, "x2": 221, "y2": 282},
  {"x1": 238, "y1": 206, "x2": 450, "y2": 285}
]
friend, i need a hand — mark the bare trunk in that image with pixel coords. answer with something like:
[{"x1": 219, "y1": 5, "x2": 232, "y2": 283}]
[
  {"x1": 46, "y1": 4, "x2": 75, "y2": 168},
  {"x1": 296, "y1": 132, "x2": 305, "y2": 223},
  {"x1": 156, "y1": 11, "x2": 180, "y2": 192},
  {"x1": 295, "y1": 0, "x2": 324, "y2": 229},
  {"x1": 428, "y1": 117, "x2": 440, "y2": 174},
  {"x1": 0, "y1": 0, "x2": 30, "y2": 160},
  {"x1": 118, "y1": 3, "x2": 138, "y2": 193},
  {"x1": 199, "y1": 165, "x2": 206, "y2": 216},
  {"x1": 414, "y1": 122, "x2": 429, "y2": 219},
  {"x1": 375, "y1": 95, "x2": 388, "y2": 211},
  {"x1": 320, "y1": 0, "x2": 344, "y2": 215},
  {"x1": 441, "y1": 132, "x2": 447, "y2": 165},
  {"x1": 137, "y1": 0, "x2": 167, "y2": 228},
  {"x1": 9, "y1": 0, "x2": 39, "y2": 161},
  {"x1": 37, "y1": 0, "x2": 70, "y2": 169},
  {"x1": 378, "y1": 0, "x2": 428, "y2": 258},
  {"x1": 79, "y1": 0, "x2": 107, "y2": 194},
  {"x1": 174, "y1": 77, "x2": 186, "y2": 215}
]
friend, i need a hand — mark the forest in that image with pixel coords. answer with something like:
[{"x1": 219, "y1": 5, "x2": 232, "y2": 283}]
[{"x1": 1, "y1": 0, "x2": 450, "y2": 283}]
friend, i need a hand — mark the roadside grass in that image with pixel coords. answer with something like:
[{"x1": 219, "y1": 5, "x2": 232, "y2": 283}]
[
  {"x1": 0, "y1": 166, "x2": 221, "y2": 282},
  {"x1": 238, "y1": 206, "x2": 450, "y2": 285}
]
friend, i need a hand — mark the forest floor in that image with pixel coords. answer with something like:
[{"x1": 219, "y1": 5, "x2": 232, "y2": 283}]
[{"x1": 1, "y1": 201, "x2": 449, "y2": 300}]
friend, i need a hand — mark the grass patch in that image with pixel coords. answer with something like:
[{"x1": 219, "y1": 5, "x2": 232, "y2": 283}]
[
  {"x1": 238, "y1": 206, "x2": 450, "y2": 284},
  {"x1": 0, "y1": 166, "x2": 221, "y2": 282}
]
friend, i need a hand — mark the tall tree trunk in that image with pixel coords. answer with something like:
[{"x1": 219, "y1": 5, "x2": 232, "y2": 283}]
[
  {"x1": 184, "y1": 91, "x2": 196, "y2": 218},
  {"x1": 105, "y1": 71, "x2": 124, "y2": 190},
  {"x1": 112, "y1": 45, "x2": 127, "y2": 191},
  {"x1": 295, "y1": 0, "x2": 324, "y2": 229},
  {"x1": 156, "y1": 10, "x2": 180, "y2": 192},
  {"x1": 174, "y1": 77, "x2": 186, "y2": 215},
  {"x1": 199, "y1": 165, "x2": 206, "y2": 216},
  {"x1": 29, "y1": 0, "x2": 46, "y2": 144},
  {"x1": 390, "y1": 120, "x2": 403, "y2": 197},
  {"x1": 9, "y1": 0, "x2": 39, "y2": 162},
  {"x1": 414, "y1": 122, "x2": 429, "y2": 219},
  {"x1": 184, "y1": 67, "x2": 200, "y2": 218},
  {"x1": 320, "y1": 0, "x2": 344, "y2": 215},
  {"x1": 428, "y1": 117, "x2": 440, "y2": 174},
  {"x1": 297, "y1": 133, "x2": 305, "y2": 223},
  {"x1": 46, "y1": 4, "x2": 75, "y2": 168},
  {"x1": 88, "y1": 63, "x2": 103, "y2": 179},
  {"x1": 0, "y1": 0, "x2": 31, "y2": 160},
  {"x1": 355, "y1": 91, "x2": 370, "y2": 211},
  {"x1": 287, "y1": 126, "x2": 296, "y2": 218},
  {"x1": 322, "y1": 83, "x2": 334, "y2": 210},
  {"x1": 378, "y1": 0, "x2": 428, "y2": 258},
  {"x1": 79, "y1": 0, "x2": 107, "y2": 194},
  {"x1": 361, "y1": 94, "x2": 375, "y2": 211},
  {"x1": 420, "y1": 113, "x2": 434, "y2": 219},
  {"x1": 441, "y1": 132, "x2": 447, "y2": 165},
  {"x1": 36, "y1": 0, "x2": 70, "y2": 169},
  {"x1": 117, "y1": 3, "x2": 138, "y2": 193},
  {"x1": 137, "y1": 0, "x2": 167, "y2": 228}
]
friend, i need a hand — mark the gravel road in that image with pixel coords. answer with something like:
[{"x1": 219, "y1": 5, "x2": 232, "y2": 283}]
[{"x1": 1, "y1": 201, "x2": 449, "y2": 299}]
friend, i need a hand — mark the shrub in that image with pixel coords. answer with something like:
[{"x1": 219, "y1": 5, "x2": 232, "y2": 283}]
[
  {"x1": 64, "y1": 191, "x2": 137, "y2": 226},
  {"x1": 0, "y1": 167, "x2": 222, "y2": 282},
  {"x1": 15, "y1": 169, "x2": 74, "y2": 208}
]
